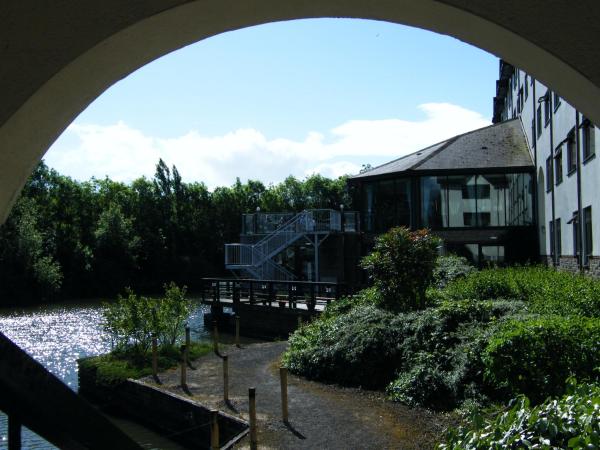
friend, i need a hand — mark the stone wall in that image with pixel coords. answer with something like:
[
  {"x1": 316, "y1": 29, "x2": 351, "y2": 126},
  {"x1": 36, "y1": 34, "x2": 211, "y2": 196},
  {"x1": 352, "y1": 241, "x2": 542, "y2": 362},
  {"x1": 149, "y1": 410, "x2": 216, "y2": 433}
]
[
  {"x1": 542, "y1": 254, "x2": 600, "y2": 277},
  {"x1": 78, "y1": 364, "x2": 248, "y2": 449}
]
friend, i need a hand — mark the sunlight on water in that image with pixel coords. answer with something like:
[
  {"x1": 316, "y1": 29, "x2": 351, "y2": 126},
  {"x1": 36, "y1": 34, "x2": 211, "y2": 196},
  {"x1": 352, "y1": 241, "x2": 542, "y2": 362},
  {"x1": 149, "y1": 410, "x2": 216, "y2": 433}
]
[{"x1": 0, "y1": 300, "x2": 209, "y2": 449}]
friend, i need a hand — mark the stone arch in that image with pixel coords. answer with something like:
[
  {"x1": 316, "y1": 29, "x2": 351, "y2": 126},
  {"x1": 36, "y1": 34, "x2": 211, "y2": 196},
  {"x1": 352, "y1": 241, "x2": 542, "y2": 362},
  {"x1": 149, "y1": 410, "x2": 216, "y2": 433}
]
[{"x1": 2, "y1": 1, "x2": 600, "y2": 221}]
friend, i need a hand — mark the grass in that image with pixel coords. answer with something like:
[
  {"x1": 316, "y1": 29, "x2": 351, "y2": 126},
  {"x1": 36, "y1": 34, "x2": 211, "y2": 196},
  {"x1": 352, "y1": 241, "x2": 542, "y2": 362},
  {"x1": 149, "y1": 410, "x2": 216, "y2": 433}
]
[{"x1": 79, "y1": 341, "x2": 212, "y2": 387}]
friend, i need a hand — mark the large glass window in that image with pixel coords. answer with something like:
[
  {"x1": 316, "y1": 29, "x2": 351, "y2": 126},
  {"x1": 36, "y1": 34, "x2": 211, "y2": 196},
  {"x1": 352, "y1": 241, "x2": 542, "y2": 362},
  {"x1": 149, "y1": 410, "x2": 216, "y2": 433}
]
[
  {"x1": 422, "y1": 173, "x2": 531, "y2": 229},
  {"x1": 361, "y1": 178, "x2": 411, "y2": 233},
  {"x1": 421, "y1": 176, "x2": 445, "y2": 228}
]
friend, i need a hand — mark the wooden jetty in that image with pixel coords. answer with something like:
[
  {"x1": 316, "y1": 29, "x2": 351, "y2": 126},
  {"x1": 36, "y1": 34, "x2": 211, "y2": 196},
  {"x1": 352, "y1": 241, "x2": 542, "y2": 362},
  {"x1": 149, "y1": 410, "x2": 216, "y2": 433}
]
[{"x1": 200, "y1": 278, "x2": 348, "y2": 338}]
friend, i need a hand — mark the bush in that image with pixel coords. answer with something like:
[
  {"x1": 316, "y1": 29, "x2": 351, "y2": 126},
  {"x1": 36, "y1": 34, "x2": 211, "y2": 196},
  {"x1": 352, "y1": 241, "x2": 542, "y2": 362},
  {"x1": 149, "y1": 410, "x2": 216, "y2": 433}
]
[
  {"x1": 433, "y1": 254, "x2": 476, "y2": 289},
  {"x1": 483, "y1": 316, "x2": 600, "y2": 403},
  {"x1": 285, "y1": 296, "x2": 526, "y2": 408},
  {"x1": 360, "y1": 227, "x2": 441, "y2": 311},
  {"x1": 442, "y1": 266, "x2": 600, "y2": 317},
  {"x1": 438, "y1": 380, "x2": 600, "y2": 449},
  {"x1": 284, "y1": 304, "x2": 403, "y2": 389},
  {"x1": 102, "y1": 282, "x2": 192, "y2": 355}
]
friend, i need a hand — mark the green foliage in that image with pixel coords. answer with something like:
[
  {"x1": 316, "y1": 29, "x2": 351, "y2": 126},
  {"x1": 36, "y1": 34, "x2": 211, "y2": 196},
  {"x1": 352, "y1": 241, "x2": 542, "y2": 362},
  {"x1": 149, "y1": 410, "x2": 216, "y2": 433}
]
[
  {"x1": 0, "y1": 160, "x2": 354, "y2": 303},
  {"x1": 439, "y1": 380, "x2": 600, "y2": 449},
  {"x1": 284, "y1": 304, "x2": 402, "y2": 389},
  {"x1": 433, "y1": 254, "x2": 476, "y2": 289},
  {"x1": 79, "y1": 341, "x2": 211, "y2": 387},
  {"x1": 0, "y1": 197, "x2": 62, "y2": 302},
  {"x1": 285, "y1": 294, "x2": 524, "y2": 407},
  {"x1": 102, "y1": 283, "x2": 192, "y2": 355},
  {"x1": 483, "y1": 316, "x2": 600, "y2": 403},
  {"x1": 360, "y1": 227, "x2": 441, "y2": 311},
  {"x1": 442, "y1": 266, "x2": 600, "y2": 317}
]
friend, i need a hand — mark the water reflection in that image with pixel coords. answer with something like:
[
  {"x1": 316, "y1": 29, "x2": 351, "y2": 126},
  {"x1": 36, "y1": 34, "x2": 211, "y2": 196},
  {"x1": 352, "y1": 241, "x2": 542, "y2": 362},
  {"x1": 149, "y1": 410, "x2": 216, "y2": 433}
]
[{"x1": 0, "y1": 299, "x2": 209, "y2": 449}]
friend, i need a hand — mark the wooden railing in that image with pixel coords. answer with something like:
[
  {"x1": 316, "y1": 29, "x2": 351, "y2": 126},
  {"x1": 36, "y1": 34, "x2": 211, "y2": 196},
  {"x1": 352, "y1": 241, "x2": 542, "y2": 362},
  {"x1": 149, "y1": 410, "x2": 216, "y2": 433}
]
[{"x1": 200, "y1": 278, "x2": 348, "y2": 312}]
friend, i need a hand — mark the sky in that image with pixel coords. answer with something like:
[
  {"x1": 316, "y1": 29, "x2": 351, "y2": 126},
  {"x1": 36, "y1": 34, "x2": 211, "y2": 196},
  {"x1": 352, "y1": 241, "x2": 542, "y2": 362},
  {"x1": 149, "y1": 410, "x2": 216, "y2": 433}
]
[{"x1": 43, "y1": 19, "x2": 498, "y2": 189}]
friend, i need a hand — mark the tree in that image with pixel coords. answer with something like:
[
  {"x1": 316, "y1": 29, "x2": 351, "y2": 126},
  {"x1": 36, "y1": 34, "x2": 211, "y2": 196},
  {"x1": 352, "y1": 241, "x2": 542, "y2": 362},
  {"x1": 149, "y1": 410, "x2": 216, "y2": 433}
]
[
  {"x1": 93, "y1": 202, "x2": 140, "y2": 295},
  {"x1": 360, "y1": 227, "x2": 441, "y2": 311}
]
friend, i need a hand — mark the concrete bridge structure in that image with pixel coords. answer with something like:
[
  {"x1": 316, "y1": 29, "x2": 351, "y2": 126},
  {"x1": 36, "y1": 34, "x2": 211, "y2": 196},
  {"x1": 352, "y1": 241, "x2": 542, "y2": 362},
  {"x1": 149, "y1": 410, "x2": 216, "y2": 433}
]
[{"x1": 1, "y1": 1, "x2": 600, "y2": 447}]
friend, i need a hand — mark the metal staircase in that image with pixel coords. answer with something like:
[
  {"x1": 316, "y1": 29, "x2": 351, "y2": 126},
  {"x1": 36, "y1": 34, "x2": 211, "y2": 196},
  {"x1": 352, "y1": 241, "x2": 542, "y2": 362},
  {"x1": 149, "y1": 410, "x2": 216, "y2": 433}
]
[{"x1": 225, "y1": 209, "x2": 341, "y2": 280}]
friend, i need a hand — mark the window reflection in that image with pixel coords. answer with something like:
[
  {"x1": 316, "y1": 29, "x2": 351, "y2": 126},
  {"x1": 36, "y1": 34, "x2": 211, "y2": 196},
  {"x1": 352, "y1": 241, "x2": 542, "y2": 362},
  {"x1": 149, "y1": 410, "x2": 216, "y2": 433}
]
[{"x1": 421, "y1": 173, "x2": 532, "y2": 228}]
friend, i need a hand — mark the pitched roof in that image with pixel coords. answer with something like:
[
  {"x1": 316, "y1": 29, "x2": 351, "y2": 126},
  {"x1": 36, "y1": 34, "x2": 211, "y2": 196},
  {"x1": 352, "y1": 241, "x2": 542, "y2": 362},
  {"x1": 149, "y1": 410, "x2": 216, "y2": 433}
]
[{"x1": 350, "y1": 119, "x2": 533, "y2": 180}]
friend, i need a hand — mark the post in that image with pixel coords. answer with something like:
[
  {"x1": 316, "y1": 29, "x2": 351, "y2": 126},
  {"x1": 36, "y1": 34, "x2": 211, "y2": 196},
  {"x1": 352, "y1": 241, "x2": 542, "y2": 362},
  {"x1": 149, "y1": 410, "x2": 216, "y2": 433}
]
[
  {"x1": 280, "y1": 367, "x2": 289, "y2": 423},
  {"x1": 235, "y1": 315, "x2": 240, "y2": 347},
  {"x1": 249, "y1": 281, "x2": 254, "y2": 304},
  {"x1": 213, "y1": 321, "x2": 219, "y2": 354},
  {"x1": 210, "y1": 409, "x2": 220, "y2": 450},
  {"x1": 8, "y1": 415, "x2": 21, "y2": 450},
  {"x1": 180, "y1": 345, "x2": 187, "y2": 388},
  {"x1": 185, "y1": 325, "x2": 191, "y2": 358},
  {"x1": 249, "y1": 387, "x2": 257, "y2": 450},
  {"x1": 151, "y1": 335, "x2": 158, "y2": 378},
  {"x1": 297, "y1": 314, "x2": 302, "y2": 329},
  {"x1": 223, "y1": 355, "x2": 229, "y2": 402}
]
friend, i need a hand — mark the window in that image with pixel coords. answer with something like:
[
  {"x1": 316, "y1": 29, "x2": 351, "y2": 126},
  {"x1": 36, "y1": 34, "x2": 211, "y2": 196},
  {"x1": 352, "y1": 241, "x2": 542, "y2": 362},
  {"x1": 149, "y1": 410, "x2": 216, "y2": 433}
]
[
  {"x1": 572, "y1": 211, "x2": 580, "y2": 257},
  {"x1": 549, "y1": 220, "x2": 554, "y2": 256},
  {"x1": 582, "y1": 118, "x2": 595, "y2": 161},
  {"x1": 554, "y1": 147, "x2": 563, "y2": 185},
  {"x1": 553, "y1": 92, "x2": 561, "y2": 111},
  {"x1": 546, "y1": 156, "x2": 553, "y2": 191},
  {"x1": 524, "y1": 75, "x2": 529, "y2": 99},
  {"x1": 518, "y1": 87, "x2": 523, "y2": 113},
  {"x1": 566, "y1": 129, "x2": 577, "y2": 174},
  {"x1": 531, "y1": 119, "x2": 536, "y2": 144},
  {"x1": 543, "y1": 91, "x2": 551, "y2": 127},
  {"x1": 422, "y1": 173, "x2": 531, "y2": 229},
  {"x1": 584, "y1": 206, "x2": 593, "y2": 259},
  {"x1": 537, "y1": 105, "x2": 543, "y2": 138},
  {"x1": 556, "y1": 218, "x2": 562, "y2": 256}
]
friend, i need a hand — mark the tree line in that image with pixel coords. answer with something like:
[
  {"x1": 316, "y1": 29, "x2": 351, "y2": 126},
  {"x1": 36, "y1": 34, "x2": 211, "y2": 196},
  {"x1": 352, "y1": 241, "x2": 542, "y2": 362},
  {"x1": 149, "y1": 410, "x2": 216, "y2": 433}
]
[{"x1": 0, "y1": 159, "x2": 351, "y2": 305}]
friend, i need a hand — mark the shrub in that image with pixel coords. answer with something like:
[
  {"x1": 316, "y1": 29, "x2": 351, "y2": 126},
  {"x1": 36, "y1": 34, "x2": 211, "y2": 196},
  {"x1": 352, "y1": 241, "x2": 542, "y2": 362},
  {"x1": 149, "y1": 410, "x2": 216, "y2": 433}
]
[
  {"x1": 438, "y1": 380, "x2": 600, "y2": 449},
  {"x1": 483, "y1": 316, "x2": 600, "y2": 403},
  {"x1": 285, "y1": 296, "x2": 526, "y2": 407},
  {"x1": 360, "y1": 227, "x2": 441, "y2": 311},
  {"x1": 284, "y1": 305, "x2": 403, "y2": 389},
  {"x1": 442, "y1": 266, "x2": 600, "y2": 317},
  {"x1": 433, "y1": 254, "x2": 476, "y2": 289},
  {"x1": 102, "y1": 282, "x2": 192, "y2": 355}
]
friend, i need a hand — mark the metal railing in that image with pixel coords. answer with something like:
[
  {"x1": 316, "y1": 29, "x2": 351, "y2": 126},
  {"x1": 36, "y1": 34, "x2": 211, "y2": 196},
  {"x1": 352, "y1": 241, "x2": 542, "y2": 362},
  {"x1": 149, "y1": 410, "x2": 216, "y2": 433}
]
[
  {"x1": 226, "y1": 209, "x2": 359, "y2": 282},
  {"x1": 201, "y1": 278, "x2": 348, "y2": 312}
]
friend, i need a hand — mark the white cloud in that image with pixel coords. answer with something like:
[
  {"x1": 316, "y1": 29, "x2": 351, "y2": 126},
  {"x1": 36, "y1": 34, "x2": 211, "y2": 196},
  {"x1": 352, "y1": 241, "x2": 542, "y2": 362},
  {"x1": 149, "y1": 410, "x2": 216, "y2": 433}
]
[{"x1": 43, "y1": 103, "x2": 490, "y2": 189}]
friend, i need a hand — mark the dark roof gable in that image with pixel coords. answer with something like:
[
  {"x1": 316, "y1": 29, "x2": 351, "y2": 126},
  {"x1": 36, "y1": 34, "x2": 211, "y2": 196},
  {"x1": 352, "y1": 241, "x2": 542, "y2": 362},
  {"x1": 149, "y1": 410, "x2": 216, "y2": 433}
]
[{"x1": 350, "y1": 119, "x2": 532, "y2": 180}]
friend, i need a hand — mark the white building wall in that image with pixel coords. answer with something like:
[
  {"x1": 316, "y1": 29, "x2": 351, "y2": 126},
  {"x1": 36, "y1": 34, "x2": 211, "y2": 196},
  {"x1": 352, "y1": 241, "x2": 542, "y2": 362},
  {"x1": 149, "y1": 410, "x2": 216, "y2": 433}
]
[{"x1": 501, "y1": 64, "x2": 600, "y2": 271}]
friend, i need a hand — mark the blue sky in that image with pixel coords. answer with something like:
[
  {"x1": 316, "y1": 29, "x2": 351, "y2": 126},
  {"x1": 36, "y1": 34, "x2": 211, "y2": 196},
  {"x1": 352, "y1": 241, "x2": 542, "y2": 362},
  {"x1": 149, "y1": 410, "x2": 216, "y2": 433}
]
[{"x1": 44, "y1": 19, "x2": 498, "y2": 188}]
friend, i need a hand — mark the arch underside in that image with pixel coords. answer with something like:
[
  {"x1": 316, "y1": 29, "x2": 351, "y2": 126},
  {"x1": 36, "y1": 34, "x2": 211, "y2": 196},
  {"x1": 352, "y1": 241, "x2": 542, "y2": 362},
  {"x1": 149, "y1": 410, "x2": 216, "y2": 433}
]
[{"x1": 1, "y1": 0, "x2": 600, "y2": 222}]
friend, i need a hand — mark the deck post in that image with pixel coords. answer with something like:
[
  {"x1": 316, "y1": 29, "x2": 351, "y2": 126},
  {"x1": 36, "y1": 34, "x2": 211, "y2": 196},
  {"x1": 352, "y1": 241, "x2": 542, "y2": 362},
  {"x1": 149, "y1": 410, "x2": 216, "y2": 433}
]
[
  {"x1": 280, "y1": 367, "x2": 289, "y2": 423},
  {"x1": 180, "y1": 345, "x2": 187, "y2": 389},
  {"x1": 235, "y1": 315, "x2": 240, "y2": 347},
  {"x1": 8, "y1": 415, "x2": 21, "y2": 450},
  {"x1": 151, "y1": 335, "x2": 158, "y2": 378},
  {"x1": 213, "y1": 321, "x2": 219, "y2": 354},
  {"x1": 249, "y1": 388, "x2": 257, "y2": 450},
  {"x1": 223, "y1": 355, "x2": 229, "y2": 402},
  {"x1": 309, "y1": 283, "x2": 316, "y2": 312},
  {"x1": 249, "y1": 281, "x2": 254, "y2": 304},
  {"x1": 267, "y1": 282, "x2": 274, "y2": 306},
  {"x1": 233, "y1": 282, "x2": 240, "y2": 312},
  {"x1": 210, "y1": 410, "x2": 220, "y2": 450}
]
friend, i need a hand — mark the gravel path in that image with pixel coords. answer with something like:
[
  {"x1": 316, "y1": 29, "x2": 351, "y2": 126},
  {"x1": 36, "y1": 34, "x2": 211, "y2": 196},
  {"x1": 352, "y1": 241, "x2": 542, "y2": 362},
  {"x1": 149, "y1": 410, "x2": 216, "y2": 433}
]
[{"x1": 142, "y1": 342, "x2": 452, "y2": 449}]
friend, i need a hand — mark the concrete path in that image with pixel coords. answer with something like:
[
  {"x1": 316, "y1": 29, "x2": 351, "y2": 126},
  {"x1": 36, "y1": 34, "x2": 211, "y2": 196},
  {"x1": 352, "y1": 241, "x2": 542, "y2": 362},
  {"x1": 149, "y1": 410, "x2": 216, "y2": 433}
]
[{"x1": 142, "y1": 342, "x2": 450, "y2": 449}]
